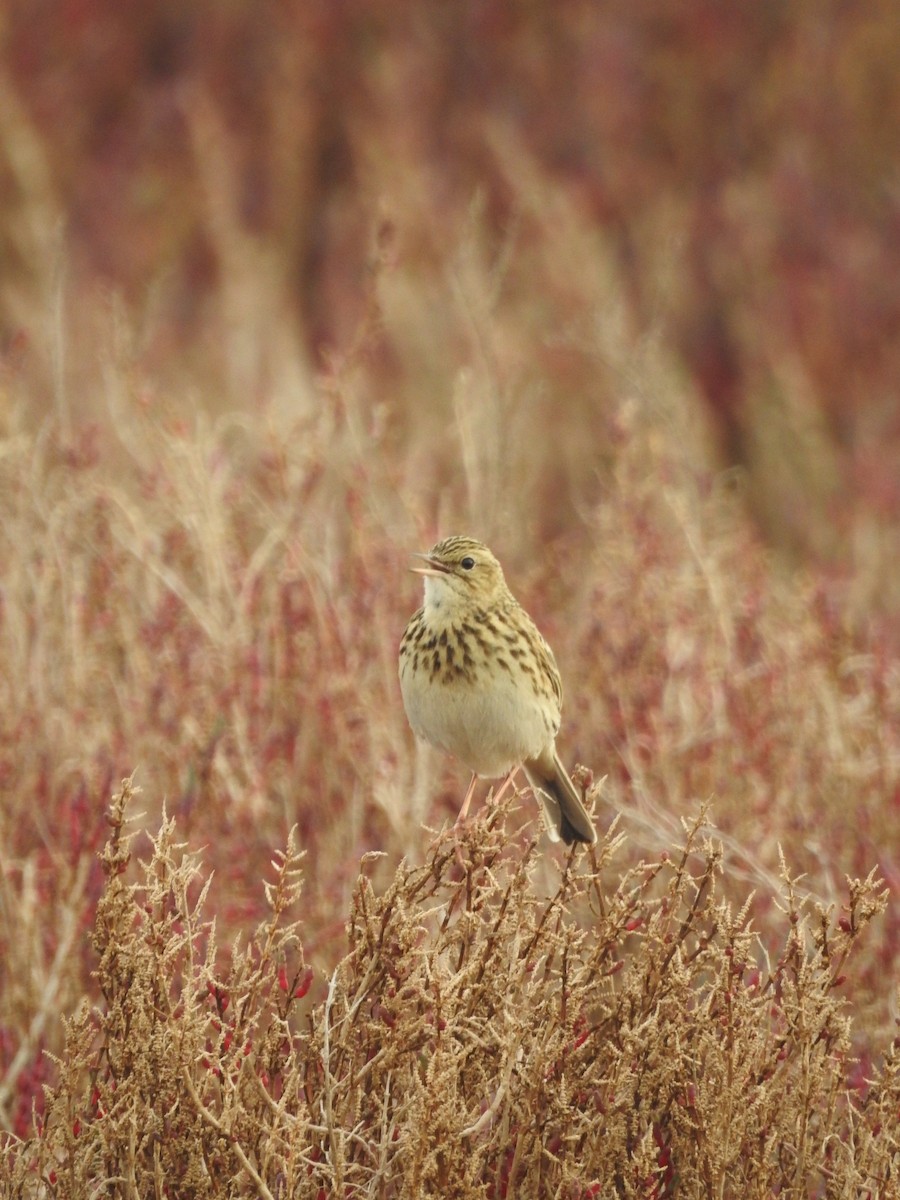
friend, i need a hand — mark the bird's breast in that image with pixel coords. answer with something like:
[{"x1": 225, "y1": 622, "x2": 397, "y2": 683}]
[{"x1": 399, "y1": 621, "x2": 559, "y2": 778}]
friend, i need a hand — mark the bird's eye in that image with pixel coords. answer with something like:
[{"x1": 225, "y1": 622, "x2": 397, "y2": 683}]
[{"x1": 460, "y1": 556, "x2": 476, "y2": 571}]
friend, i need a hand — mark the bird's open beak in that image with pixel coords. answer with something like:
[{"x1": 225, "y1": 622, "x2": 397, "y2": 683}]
[{"x1": 410, "y1": 553, "x2": 450, "y2": 577}]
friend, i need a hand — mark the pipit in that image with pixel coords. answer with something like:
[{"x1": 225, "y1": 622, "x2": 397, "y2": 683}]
[{"x1": 399, "y1": 535, "x2": 596, "y2": 845}]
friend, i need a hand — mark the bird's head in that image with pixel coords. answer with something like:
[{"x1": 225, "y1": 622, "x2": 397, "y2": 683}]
[{"x1": 411, "y1": 536, "x2": 508, "y2": 614}]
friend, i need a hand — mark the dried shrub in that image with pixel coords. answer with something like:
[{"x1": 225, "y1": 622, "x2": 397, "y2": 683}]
[{"x1": 3, "y1": 778, "x2": 895, "y2": 1198}]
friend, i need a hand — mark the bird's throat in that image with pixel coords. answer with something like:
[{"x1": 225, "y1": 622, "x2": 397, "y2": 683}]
[{"x1": 422, "y1": 574, "x2": 460, "y2": 624}]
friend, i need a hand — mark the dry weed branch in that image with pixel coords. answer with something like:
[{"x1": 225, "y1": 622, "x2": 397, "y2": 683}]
[{"x1": 2, "y1": 780, "x2": 895, "y2": 1198}]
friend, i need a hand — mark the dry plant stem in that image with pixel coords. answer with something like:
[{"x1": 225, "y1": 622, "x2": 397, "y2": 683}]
[
  {"x1": 0, "y1": 853, "x2": 90, "y2": 1124},
  {"x1": 182, "y1": 1067, "x2": 276, "y2": 1200},
  {"x1": 321, "y1": 969, "x2": 344, "y2": 1194},
  {"x1": 460, "y1": 1030, "x2": 523, "y2": 1138},
  {"x1": 4, "y1": 780, "x2": 894, "y2": 1197}
]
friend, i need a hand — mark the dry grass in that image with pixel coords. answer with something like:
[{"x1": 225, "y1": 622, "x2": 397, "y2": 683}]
[
  {"x1": 1, "y1": 276, "x2": 899, "y2": 1191},
  {"x1": 2, "y1": 779, "x2": 896, "y2": 1198},
  {"x1": 2, "y1": 6, "x2": 900, "y2": 1192},
  {"x1": 2, "y1": 262, "x2": 900, "y2": 1190}
]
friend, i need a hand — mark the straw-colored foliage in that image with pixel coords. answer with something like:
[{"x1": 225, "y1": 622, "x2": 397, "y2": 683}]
[
  {"x1": 3, "y1": 6, "x2": 900, "y2": 1191},
  {"x1": 3, "y1": 779, "x2": 895, "y2": 1197}
]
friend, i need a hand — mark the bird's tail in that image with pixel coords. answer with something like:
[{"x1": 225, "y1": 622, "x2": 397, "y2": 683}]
[{"x1": 523, "y1": 751, "x2": 596, "y2": 845}]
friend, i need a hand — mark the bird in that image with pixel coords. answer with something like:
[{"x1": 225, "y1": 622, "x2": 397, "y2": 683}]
[{"x1": 398, "y1": 535, "x2": 596, "y2": 845}]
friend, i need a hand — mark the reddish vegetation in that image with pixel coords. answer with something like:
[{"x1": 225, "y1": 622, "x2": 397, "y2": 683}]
[
  {"x1": 1, "y1": 3, "x2": 899, "y2": 1193},
  {"x1": 4, "y1": 3, "x2": 900, "y2": 560}
]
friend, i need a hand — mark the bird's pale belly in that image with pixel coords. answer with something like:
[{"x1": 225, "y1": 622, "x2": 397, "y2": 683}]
[{"x1": 399, "y1": 665, "x2": 556, "y2": 778}]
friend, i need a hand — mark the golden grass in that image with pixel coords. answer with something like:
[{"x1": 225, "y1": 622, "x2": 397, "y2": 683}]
[
  {"x1": 4, "y1": 779, "x2": 895, "y2": 1197},
  {"x1": 2, "y1": 26, "x2": 900, "y2": 1186}
]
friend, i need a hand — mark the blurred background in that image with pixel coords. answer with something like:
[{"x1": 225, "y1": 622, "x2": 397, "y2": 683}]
[
  {"x1": 2, "y1": 0, "x2": 900, "y2": 1137},
  {"x1": 3, "y1": 0, "x2": 900, "y2": 574}
]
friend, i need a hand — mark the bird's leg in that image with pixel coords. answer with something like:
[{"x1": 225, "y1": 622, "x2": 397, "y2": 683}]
[
  {"x1": 455, "y1": 773, "x2": 479, "y2": 826},
  {"x1": 453, "y1": 766, "x2": 518, "y2": 840},
  {"x1": 488, "y1": 767, "x2": 519, "y2": 808}
]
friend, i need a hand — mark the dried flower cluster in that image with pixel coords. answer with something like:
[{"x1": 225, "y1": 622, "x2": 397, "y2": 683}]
[{"x1": 3, "y1": 779, "x2": 895, "y2": 1198}]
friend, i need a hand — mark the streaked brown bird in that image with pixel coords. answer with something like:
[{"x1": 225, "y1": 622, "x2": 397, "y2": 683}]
[{"x1": 399, "y1": 536, "x2": 596, "y2": 845}]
